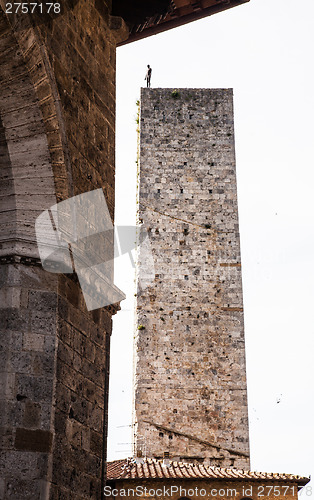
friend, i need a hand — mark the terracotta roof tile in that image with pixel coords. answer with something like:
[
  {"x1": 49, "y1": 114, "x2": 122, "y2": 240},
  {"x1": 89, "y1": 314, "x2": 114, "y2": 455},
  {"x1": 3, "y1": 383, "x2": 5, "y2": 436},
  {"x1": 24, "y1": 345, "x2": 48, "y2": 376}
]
[{"x1": 107, "y1": 458, "x2": 310, "y2": 486}]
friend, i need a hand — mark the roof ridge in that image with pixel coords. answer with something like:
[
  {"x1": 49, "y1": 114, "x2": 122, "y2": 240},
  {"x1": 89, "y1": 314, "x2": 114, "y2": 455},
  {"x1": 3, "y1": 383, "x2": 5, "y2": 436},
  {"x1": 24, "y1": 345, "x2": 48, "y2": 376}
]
[{"x1": 107, "y1": 459, "x2": 310, "y2": 484}]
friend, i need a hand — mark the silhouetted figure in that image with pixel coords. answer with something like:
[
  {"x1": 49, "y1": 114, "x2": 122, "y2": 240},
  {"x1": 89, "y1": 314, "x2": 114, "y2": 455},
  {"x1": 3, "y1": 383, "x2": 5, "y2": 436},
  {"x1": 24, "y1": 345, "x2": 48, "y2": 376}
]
[{"x1": 145, "y1": 65, "x2": 152, "y2": 88}]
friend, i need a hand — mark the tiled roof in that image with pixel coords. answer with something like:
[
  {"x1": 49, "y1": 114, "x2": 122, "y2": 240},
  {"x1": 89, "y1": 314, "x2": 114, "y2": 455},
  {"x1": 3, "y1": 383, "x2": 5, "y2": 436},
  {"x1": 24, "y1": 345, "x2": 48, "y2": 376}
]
[{"x1": 107, "y1": 458, "x2": 309, "y2": 485}]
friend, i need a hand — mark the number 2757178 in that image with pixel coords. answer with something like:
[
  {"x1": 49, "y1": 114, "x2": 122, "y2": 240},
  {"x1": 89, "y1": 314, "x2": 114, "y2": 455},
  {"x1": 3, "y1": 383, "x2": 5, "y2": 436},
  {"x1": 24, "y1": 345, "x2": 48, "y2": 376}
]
[{"x1": 5, "y1": 3, "x2": 61, "y2": 14}]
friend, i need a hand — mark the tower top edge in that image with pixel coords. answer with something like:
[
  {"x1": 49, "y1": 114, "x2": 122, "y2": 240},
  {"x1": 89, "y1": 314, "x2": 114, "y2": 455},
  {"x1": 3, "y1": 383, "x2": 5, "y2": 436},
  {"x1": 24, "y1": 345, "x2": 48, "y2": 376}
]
[{"x1": 140, "y1": 87, "x2": 234, "y2": 91}]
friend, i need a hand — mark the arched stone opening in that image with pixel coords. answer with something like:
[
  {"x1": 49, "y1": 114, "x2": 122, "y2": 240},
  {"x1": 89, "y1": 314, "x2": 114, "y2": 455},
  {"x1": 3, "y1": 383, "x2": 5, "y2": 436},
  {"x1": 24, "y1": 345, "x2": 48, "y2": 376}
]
[
  {"x1": 0, "y1": 4, "x2": 126, "y2": 498},
  {"x1": 0, "y1": 8, "x2": 57, "y2": 258},
  {"x1": 0, "y1": 10, "x2": 61, "y2": 499}
]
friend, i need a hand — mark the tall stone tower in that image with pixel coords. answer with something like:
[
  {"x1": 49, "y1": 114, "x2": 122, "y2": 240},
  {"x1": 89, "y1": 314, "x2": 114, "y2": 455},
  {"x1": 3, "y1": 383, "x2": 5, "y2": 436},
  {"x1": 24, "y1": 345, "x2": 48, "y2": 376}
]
[{"x1": 134, "y1": 88, "x2": 250, "y2": 469}]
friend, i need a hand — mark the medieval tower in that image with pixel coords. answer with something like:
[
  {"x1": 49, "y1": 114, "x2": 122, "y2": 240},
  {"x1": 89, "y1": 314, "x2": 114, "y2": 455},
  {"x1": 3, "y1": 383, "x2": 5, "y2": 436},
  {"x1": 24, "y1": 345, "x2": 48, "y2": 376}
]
[{"x1": 134, "y1": 88, "x2": 250, "y2": 469}]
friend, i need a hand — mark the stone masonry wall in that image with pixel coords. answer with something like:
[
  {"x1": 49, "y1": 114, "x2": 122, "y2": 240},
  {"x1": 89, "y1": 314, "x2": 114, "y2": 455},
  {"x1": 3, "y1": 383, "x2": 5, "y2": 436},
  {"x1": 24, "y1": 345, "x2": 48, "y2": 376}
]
[
  {"x1": 134, "y1": 88, "x2": 250, "y2": 468},
  {"x1": 0, "y1": 2, "x2": 128, "y2": 498}
]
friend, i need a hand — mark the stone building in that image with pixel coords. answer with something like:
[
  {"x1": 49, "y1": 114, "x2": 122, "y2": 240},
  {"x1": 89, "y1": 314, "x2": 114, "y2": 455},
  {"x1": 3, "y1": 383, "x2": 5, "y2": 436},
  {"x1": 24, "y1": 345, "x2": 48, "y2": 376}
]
[
  {"x1": 107, "y1": 458, "x2": 310, "y2": 500},
  {"x1": 134, "y1": 88, "x2": 249, "y2": 469},
  {"x1": 0, "y1": 1, "x2": 250, "y2": 498}
]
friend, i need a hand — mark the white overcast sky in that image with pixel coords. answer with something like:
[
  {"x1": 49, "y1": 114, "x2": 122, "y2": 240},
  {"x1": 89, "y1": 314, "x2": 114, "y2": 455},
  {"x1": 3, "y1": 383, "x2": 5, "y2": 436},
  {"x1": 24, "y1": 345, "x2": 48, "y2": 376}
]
[{"x1": 108, "y1": 0, "x2": 314, "y2": 485}]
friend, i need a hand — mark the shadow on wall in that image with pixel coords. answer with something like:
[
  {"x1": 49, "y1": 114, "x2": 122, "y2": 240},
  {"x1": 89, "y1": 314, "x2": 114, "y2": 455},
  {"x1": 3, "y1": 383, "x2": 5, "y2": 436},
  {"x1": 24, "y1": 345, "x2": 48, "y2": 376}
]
[{"x1": 0, "y1": 117, "x2": 15, "y2": 247}]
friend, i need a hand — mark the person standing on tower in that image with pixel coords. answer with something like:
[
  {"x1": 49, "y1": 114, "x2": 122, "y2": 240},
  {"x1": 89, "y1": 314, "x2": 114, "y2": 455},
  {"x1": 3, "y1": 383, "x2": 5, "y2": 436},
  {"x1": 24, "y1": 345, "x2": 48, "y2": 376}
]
[{"x1": 145, "y1": 65, "x2": 152, "y2": 88}]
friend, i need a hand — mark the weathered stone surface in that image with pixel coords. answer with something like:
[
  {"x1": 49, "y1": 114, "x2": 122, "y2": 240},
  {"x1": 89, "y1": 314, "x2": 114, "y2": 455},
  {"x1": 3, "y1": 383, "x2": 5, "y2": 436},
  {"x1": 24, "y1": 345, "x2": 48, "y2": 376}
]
[
  {"x1": 134, "y1": 88, "x2": 250, "y2": 468},
  {"x1": 0, "y1": 1, "x2": 127, "y2": 496}
]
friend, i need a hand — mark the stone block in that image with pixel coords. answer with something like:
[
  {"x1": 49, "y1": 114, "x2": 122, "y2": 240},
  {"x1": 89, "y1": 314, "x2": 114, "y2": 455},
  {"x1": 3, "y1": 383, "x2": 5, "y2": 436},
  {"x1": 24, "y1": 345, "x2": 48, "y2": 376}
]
[
  {"x1": 0, "y1": 309, "x2": 29, "y2": 333},
  {"x1": 0, "y1": 372, "x2": 15, "y2": 399},
  {"x1": 23, "y1": 333, "x2": 45, "y2": 352},
  {"x1": 0, "y1": 288, "x2": 21, "y2": 308},
  {"x1": 22, "y1": 401, "x2": 41, "y2": 428},
  {"x1": 90, "y1": 429, "x2": 102, "y2": 455},
  {"x1": 16, "y1": 374, "x2": 53, "y2": 402},
  {"x1": 28, "y1": 290, "x2": 58, "y2": 312},
  {"x1": 31, "y1": 311, "x2": 56, "y2": 336},
  {"x1": 5, "y1": 478, "x2": 41, "y2": 500},
  {"x1": 14, "y1": 428, "x2": 53, "y2": 453}
]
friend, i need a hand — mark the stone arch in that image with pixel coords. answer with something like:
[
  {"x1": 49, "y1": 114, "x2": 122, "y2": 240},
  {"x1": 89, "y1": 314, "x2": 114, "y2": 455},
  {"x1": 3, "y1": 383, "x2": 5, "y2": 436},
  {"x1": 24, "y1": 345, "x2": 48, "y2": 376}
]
[
  {"x1": 0, "y1": 8, "x2": 59, "y2": 258},
  {"x1": 0, "y1": 10, "x2": 68, "y2": 498},
  {"x1": 0, "y1": 5, "x2": 76, "y2": 260}
]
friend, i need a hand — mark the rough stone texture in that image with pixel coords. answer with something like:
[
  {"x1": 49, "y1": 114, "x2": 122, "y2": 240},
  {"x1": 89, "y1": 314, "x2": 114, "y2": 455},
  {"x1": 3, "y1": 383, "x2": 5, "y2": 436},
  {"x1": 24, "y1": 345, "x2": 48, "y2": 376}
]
[
  {"x1": 134, "y1": 88, "x2": 250, "y2": 468},
  {"x1": 0, "y1": 11, "x2": 56, "y2": 259},
  {"x1": 0, "y1": 260, "x2": 119, "y2": 499},
  {"x1": 0, "y1": 2, "x2": 128, "y2": 498},
  {"x1": 0, "y1": 262, "x2": 58, "y2": 499}
]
